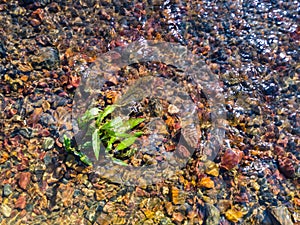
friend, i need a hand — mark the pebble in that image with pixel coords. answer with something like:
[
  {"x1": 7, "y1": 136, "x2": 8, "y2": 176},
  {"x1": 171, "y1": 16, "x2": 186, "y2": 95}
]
[
  {"x1": 85, "y1": 203, "x2": 98, "y2": 223},
  {"x1": 167, "y1": 104, "x2": 179, "y2": 114},
  {"x1": 15, "y1": 194, "x2": 27, "y2": 209},
  {"x1": 269, "y1": 206, "x2": 293, "y2": 225},
  {"x1": 171, "y1": 187, "x2": 186, "y2": 205},
  {"x1": 0, "y1": 41, "x2": 6, "y2": 58},
  {"x1": 18, "y1": 172, "x2": 31, "y2": 190},
  {"x1": 30, "y1": 47, "x2": 60, "y2": 70},
  {"x1": 204, "y1": 161, "x2": 219, "y2": 177},
  {"x1": 221, "y1": 148, "x2": 244, "y2": 170},
  {"x1": 225, "y1": 208, "x2": 245, "y2": 223},
  {"x1": 172, "y1": 212, "x2": 184, "y2": 223},
  {"x1": 199, "y1": 177, "x2": 215, "y2": 189},
  {"x1": 3, "y1": 184, "x2": 12, "y2": 196},
  {"x1": 42, "y1": 137, "x2": 55, "y2": 150},
  {"x1": 0, "y1": 204, "x2": 12, "y2": 218},
  {"x1": 205, "y1": 203, "x2": 220, "y2": 225}
]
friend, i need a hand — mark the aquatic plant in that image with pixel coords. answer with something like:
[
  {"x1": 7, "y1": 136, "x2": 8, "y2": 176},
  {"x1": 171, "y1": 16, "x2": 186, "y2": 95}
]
[{"x1": 64, "y1": 105, "x2": 144, "y2": 166}]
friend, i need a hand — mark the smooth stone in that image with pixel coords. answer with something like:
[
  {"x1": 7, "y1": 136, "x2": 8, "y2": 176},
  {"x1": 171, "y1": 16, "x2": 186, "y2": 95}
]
[
  {"x1": 269, "y1": 206, "x2": 293, "y2": 225},
  {"x1": 30, "y1": 47, "x2": 60, "y2": 70},
  {"x1": 3, "y1": 184, "x2": 12, "y2": 197},
  {"x1": 205, "y1": 203, "x2": 220, "y2": 225},
  {"x1": 42, "y1": 137, "x2": 55, "y2": 150},
  {"x1": 85, "y1": 204, "x2": 99, "y2": 223},
  {"x1": 0, "y1": 204, "x2": 12, "y2": 218}
]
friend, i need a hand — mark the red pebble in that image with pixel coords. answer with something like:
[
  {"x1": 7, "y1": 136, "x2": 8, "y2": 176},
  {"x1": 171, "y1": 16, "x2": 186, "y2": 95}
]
[
  {"x1": 18, "y1": 172, "x2": 31, "y2": 190},
  {"x1": 220, "y1": 148, "x2": 243, "y2": 170}
]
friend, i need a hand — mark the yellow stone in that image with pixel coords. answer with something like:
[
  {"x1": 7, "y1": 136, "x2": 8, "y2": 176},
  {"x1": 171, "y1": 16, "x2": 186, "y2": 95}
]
[
  {"x1": 144, "y1": 209, "x2": 155, "y2": 219},
  {"x1": 205, "y1": 161, "x2": 219, "y2": 177},
  {"x1": 95, "y1": 190, "x2": 106, "y2": 201},
  {"x1": 225, "y1": 208, "x2": 244, "y2": 222},
  {"x1": 252, "y1": 182, "x2": 260, "y2": 191},
  {"x1": 199, "y1": 177, "x2": 215, "y2": 189}
]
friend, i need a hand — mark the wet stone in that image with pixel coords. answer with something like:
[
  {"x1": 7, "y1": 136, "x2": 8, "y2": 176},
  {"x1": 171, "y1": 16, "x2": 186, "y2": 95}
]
[
  {"x1": 0, "y1": 41, "x2": 6, "y2": 58},
  {"x1": 18, "y1": 172, "x2": 31, "y2": 190},
  {"x1": 15, "y1": 194, "x2": 27, "y2": 209},
  {"x1": 0, "y1": 204, "x2": 12, "y2": 218},
  {"x1": 30, "y1": 47, "x2": 60, "y2": 70},
  {"x1": 3, "y1": 184, "x2": 12, "y2": 196},
  {"x1": 205, "y1": 203, "x2": 220, "y2": 225},
  {"x1": 85, "y1": 203, "x2": 99, "y2": 223},
  {"x1": 268, "y1": 206, "x2": 293, "y2": 225},
  {"x1": 42, "y1": 137, "x2": 55, "y2": 150}
]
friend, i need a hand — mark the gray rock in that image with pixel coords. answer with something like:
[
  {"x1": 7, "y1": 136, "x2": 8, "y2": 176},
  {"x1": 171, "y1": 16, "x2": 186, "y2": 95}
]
[
  {"x1": 85, "y1": 203, "x2": 99, "y2": 223},
  {"x1": 3, "y1": 184, "x2": 12, "y2": 197},
  {"x1": 269, "y1": 206, "x2": 293, "y2": 225},
  {"x1": 30, "y1": 47, "x2": 60, "y2": 70},
  {"x1": 42, "y1": 137, "x2": 55, "y2": 150},
  {"x1": 205, "y1": 203, "x2": 220, "y2": 225}
]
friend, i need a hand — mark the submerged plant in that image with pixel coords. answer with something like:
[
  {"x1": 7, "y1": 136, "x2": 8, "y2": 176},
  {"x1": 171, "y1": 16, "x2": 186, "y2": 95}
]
[
  {"x1": 63, "y1": 135, "x2": 92, "y2": 166},
  {"x1": 64, "y1": 105, "x2": 144, "y2": 166}
]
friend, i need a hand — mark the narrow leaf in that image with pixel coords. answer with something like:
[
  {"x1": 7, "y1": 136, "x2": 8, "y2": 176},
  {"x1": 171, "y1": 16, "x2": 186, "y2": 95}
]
[
  {"x1": 114, "y1": 132, "x2": 132, "y2": 138},
  {"x1": 127, "y1": 118, "x2": 145, "y2": 129},
  {"x1": 92, "y1": 129, "x2": 100, "y2": 160},
  {"x1": 116, "y1": 118, "x2": 145, "y2": 133},
  {"x1": 101, "y1": 116, "x2": 123, "y2": 131},
  {"x1": 111, "y1": 157, "x2": 128, "y2": 166},
  {"x1": 89, "y1": 107, "x2": 101, "y2": 116},
  {"x1": 106, "y1": 136, "x2": 117, "y2": 152},
  {"x1": 78, "y1": 153, "x2": 92, "y2": 166},
  {"x1": 97, "y1": 105, "x2": 116, "y2": 124},
  {"x1": 63, "y1": 135, "x2": 73, "y2": 152},
  {"x1": 116, "y1": 136, "x2": 137, "y2": 151},
  {"x1": 78, "y1": 107, "x2": 100, "y2": 127},
  {"x1": 133, "y1": 131, "x2": 144, "y2": 137},
  {"x1": 81, "y1": 141, "x2": 92, "y2": 148}
]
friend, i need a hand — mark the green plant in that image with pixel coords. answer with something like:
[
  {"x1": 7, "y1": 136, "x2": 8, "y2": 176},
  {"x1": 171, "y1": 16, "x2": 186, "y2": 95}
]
[
  {"x1": 63, "y1": 135, "x2": 92, "y2": 166},
  {"x1": 64, "y1": 105, "x2": 144, "y2": 166}
]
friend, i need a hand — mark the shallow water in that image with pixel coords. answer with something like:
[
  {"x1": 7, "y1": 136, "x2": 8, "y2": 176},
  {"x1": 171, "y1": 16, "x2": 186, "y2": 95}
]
[{"x1": 0, "y1": 0, "x2": 299, "y2": 224}]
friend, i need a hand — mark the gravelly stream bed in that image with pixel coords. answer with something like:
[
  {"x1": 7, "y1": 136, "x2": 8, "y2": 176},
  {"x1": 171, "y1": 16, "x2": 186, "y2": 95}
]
[{"x1": 0, "y1": 0, "x2": 299, "y2": 224}]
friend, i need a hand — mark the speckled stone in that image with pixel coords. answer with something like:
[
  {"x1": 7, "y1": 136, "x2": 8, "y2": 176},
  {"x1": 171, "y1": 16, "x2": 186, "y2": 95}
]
[{"x1": 3, "y1": 184, "x2": 12, "y2": 196}]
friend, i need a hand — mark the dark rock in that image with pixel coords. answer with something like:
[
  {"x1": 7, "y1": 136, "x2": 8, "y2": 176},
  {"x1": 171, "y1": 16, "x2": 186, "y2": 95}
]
[
  {"x1": 0, "y1": 42, "x2": 6, "y2": 58},
  {"x1": 30, "y1": 47, "x2": 60, "y2": 70}
]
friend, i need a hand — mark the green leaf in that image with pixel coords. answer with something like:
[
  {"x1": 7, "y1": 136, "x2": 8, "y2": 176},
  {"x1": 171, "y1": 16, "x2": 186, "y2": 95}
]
[
  {"x1": 81, "y1": 141, "x2": 92, "y2": 148},
  {"x1": 119, "y1": 148, "x2": 137, "y2": 158},
  {"x1": 96, "y1": 105, "x2": 116, "y2": 125},
  {"x1": 77, "y1": 152, "x2": 92, "y2": 166},
  {"x1": 106, "y1": 136, "x2": 117, "y2": 152},
  {"x1": 133, "y1": 131, "x2": 144, "y2": 137},
  {"x1": 63, "y1": 135, "x2": 73, "y2": 152},
  {"x1": 92, "y1": 129, "x2": 101, "y2": 160},
  {"x1": 113, "y1": 131, "x2": 143, "y2": 138},
  {"x1": 63, "y1": 136, "x2": 92, "y2": 166},
  {"x1": 111, "y1": 157, "x2": 128, "y2": 166},
  {"x1": 116, "y1": 118, "x2": 145, "y2": 133},
  {"x1": 114, "y1": 132, "x2": 132, "y2": 138},
  {"x1": 101, "y1": 116, "x2": 123, "y2": 131},
  {"x1": 78, "y1": 107, "x2": 100, "y2": 127},
  {"x1": 89, "y1": 107, "x2": 101, "y2": 116},
  {"x1": 116, "y1": 136, "x2": 137, "y2": 151}
]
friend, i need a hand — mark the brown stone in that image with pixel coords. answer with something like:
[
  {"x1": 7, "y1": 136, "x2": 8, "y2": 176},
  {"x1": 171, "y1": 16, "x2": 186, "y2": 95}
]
[
  {"x1": 221, "y1": 148, "x2": 243, "y2": 170},
  {"x1": 18, "y1": 172, "x2": 31, "y2": 190},
  {"x1": 15, "y1": 194, "x2": 27, "y2": 209}
]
